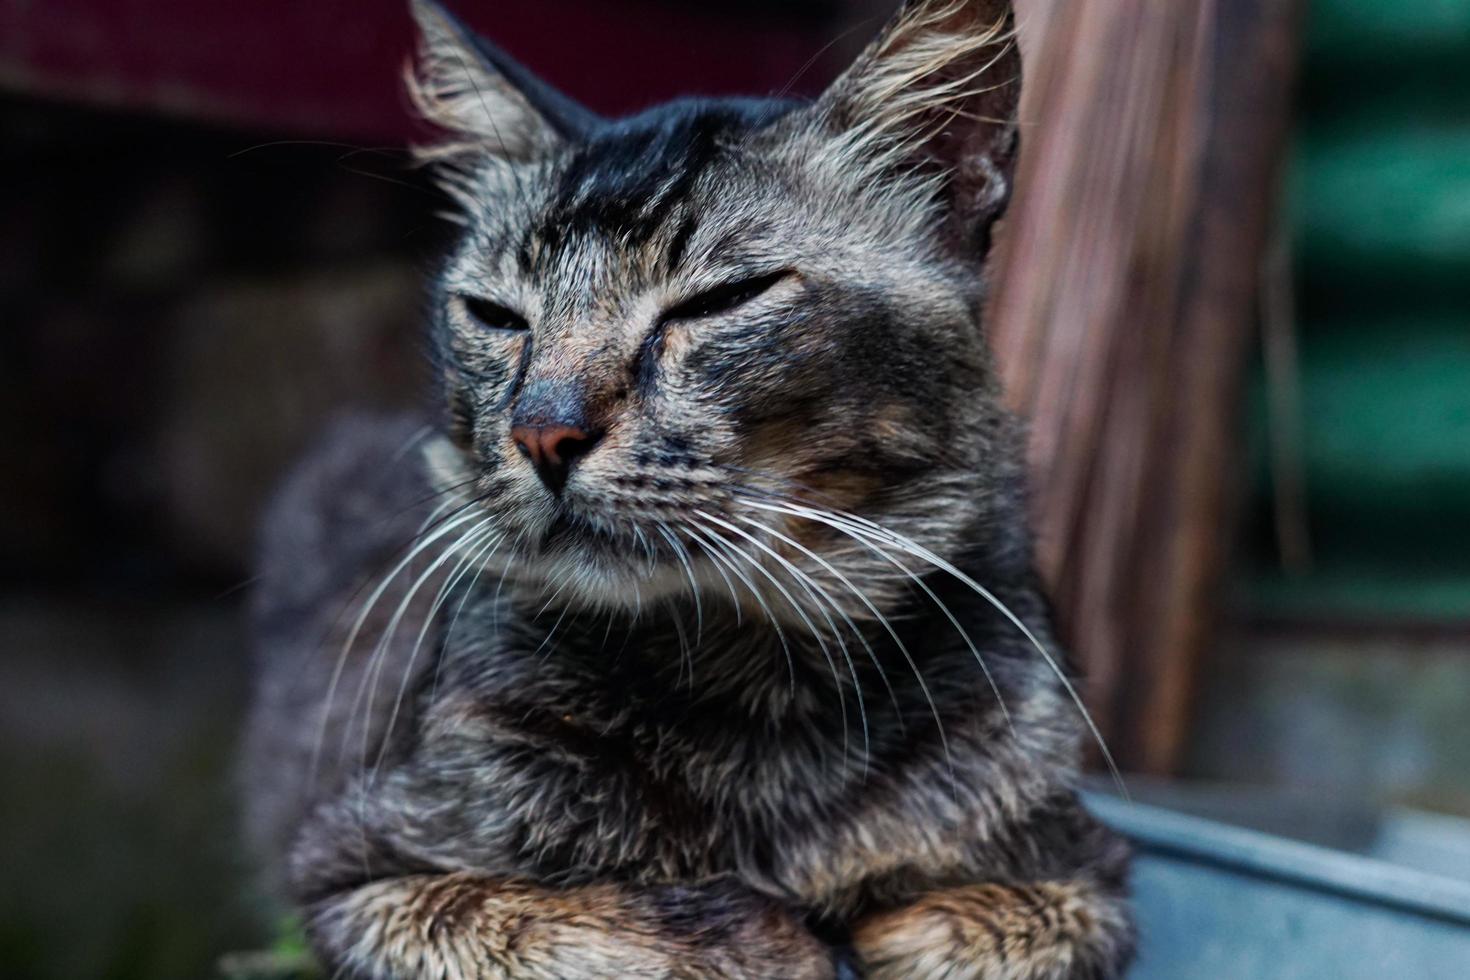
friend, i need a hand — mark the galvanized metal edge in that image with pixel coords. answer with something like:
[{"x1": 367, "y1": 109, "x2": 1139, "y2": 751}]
[{"x1": 1083, "y1": 791, "x2": 1470, "y2": 926}]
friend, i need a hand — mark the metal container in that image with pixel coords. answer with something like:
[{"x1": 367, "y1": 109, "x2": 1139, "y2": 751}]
[{"x1": 1086, "y1": 792, "x2": 1470, "y2": 978}]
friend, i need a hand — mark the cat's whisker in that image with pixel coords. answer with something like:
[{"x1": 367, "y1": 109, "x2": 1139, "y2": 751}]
[
  {"x1": 389, "y1": 424, "x2": 435, "y2": 464},
  {"x1": 341, "y1": 511, "x2": 496, "y2": 881},
  {"x1": 298, "y1": 487, "x2": 482, "y2": 871},
  {"x1": 385, "y1": 475, "x2": 482, "y2": 533},
  {"x1": 600, "y1": 596, "x2": 620, "y2": 652},
  {"x1": 726, "y1": 511, "x2": 907, "y2": 729},
  {"x1": 340, "y1": 511, "x2": 488, "y2": 747},
  {"x1": 309, "y1": 481, "x2": 479, "y2": 702},
  {"x1": 309, "y1": 501, "x2": 487, "y2": 782},
  {"x1": 534, "y1": 602, "x2": 573, "y2": 662},
  {"x1": 348, "y1": 514, "x2": 497, "y2": 782},
  {"x1": 530, "y1": 561, "x2": 582, "y2": 659},
  {"x1": 681, "y1": 521, "x2": 796, "y2": 694},
  {"x1": 433, "y1": 524, "x2": 515, "y2": 704},
  {"x1": 703, "y1": 505, "x2": 953, "y2": 791},
  {"x1": 528, "y1": 556, "x2": 581, "y2": 619},
  {"x1": 304, "y1": 488, "x2": 469, "y2": 719},
  {"x1": 733, "y1": 501, "x2": 1015, "y2": 739},
  {"x1": 664, "y1": 596, "x2": 694, "y2": 692},
  {"x1": 676, "y1": 523, "x2": 743, "y2": 629},
  {"x1": 655, "y1": 520, "x2": 703, "y2": 646},
  {"x1": 632, "y1": 524, "x2": 658, "y2": 570},
  {"x1": 694, "y1": 510, "x2": 862, "y2": 762},
  {"x1": 742, "y1": 493, "x2": 1126, "y2": 798},
  {"x1": 628, "y1": 572, "x2": 645, "y2": 625},
  {"x1": 691, "y1": 517, "x2": 861, "y2": 768},
  {"x1": 429, "y1": 525, "x2": 531, "y2": 709},
  {"x1": 371, "y1": 527, "x2": 507, "y2": 781},
  {"x1": 692, "y1": 517, "x2": 840, "y2": 692}
]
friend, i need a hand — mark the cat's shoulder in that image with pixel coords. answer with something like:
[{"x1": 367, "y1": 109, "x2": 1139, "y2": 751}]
[{"x1": 252, "y1": 411, "x2": 439, "y2": 626}]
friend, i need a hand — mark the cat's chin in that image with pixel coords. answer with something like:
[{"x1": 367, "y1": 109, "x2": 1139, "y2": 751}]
[
  {"x1": 515, "y1": 545, "x2": 693, "y2": 612},
  {"x1": 502, "y1": 513, "x2": 694, "y2": 611}
]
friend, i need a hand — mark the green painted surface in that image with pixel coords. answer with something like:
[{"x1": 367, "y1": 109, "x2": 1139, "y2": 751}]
[
  {"x1": 1295, "y1": 132, "x2": 1470, "y2": 301},
  {"x1": 1305, "y1": 0, "x2": 1470, "y2": 66},
  {"x1": 1240, "y1": 0, "x2": 1470, "y2": 622},
  {"x1": 1294, "y1": 318, "x2": 1470, "y2": 507},
  {"x1": 1241, "y1": 319, "x2": 1470, "y2": 623}
]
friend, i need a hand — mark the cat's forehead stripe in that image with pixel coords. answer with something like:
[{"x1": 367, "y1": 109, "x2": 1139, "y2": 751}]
[
  {"x1": 523, "y1": 99, "x2": 797, "y2": 267},
  {"x1": 663, "y1": 214, "x2": 699, "y2": 274}
]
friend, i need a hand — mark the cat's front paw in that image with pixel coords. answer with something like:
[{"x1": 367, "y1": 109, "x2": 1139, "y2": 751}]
[{"x1": 851, "y1": 882, "x2": 1133, "y2": 980}]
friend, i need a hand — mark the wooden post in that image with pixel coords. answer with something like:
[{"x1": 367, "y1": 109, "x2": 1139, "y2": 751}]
[{"x1": 988, "y1": 0, "x2": 1302, "y2": 773}]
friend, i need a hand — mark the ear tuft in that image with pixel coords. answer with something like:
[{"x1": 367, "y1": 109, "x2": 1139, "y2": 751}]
[
  {"x1": 406, "y1": 0, "x2": 594, "y2": 163},
  {"x1": 819, "y1": 0, "x2": 1021, "y2": 243}
]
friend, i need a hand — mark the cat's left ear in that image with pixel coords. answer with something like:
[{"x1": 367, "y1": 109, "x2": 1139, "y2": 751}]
[
  {"x1": 407, "y1": 0, "x2": 601, "y2": 160},
  {"x1": 815, "y1": 0, "x2": 1021, "y2": 247}
]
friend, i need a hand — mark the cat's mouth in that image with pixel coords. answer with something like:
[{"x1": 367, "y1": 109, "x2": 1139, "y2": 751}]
[
  {"x1": 542, "y1": 507, "x2": 602, "y2": 547},
  {"x1": 539, "y1": 504, "x2": 641, "y2": 555},
  {"x1": 533, "y1": 502, "x2": 698, "y2": 585},
  {"x1": 523, "y1": 502, "x2": 695, "y2": 604}
]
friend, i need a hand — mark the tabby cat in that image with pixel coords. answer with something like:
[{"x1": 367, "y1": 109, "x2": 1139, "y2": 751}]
[{"x1": 243, "y1": 0, "x2": 1136, "y2": 976}]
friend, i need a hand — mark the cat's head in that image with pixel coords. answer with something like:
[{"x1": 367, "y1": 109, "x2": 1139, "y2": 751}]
[{"x1": 411, "y1": 0, "x2": 1023, "y2": 617}]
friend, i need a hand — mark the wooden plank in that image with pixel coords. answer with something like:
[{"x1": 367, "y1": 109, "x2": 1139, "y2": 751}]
[{"x1": 989, "y1": 0, "x2": 1302, "y2": 773}]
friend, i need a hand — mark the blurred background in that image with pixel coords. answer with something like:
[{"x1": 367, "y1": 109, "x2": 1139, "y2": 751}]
[{"x1": 0, "y1": 0, "x2": 1466, "y2": 977}]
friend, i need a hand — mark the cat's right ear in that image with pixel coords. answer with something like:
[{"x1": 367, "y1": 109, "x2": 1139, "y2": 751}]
[
  {"x1": 812, "y1": 0, "x2": 1020, "y2": 248},
  {"x1": 407, "y1": 0, "x2": 601, "y2": 161}
]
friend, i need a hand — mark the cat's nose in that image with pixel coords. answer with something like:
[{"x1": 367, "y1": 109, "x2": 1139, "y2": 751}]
[{"x1": 511, "y1": 423, "x2": 601, "y2": 494}]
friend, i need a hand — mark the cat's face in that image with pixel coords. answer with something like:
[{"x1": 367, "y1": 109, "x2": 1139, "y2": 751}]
[{"x1": 413, "y1": 0, "x2": 1021, "y2": 616}]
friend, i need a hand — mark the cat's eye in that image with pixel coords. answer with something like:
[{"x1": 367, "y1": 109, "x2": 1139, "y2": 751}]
[
  {"x1": 458, "y1": 294, "x2": 530, "y2": 333},
  {"x1": 662, "y1": 271, "x2": 789, "y2": 323}
]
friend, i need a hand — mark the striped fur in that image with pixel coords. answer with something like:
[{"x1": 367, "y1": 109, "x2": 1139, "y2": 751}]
[{"x1": 244, "y1": 2, "x2": 1135, "y2": 977}]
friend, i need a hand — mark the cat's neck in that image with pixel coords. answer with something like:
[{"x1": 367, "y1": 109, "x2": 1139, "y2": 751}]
[{"x1": 485, "y1": 532, "x2": 1042, "y2": 726}]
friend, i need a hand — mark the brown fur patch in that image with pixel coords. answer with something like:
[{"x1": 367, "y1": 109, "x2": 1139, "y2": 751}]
[
  {"x1": 851, "y1": 881, "x2": 1133, "y2": 980},
  {"x1": 312, "y1": 873, "x2": 837, "y2": 980}
]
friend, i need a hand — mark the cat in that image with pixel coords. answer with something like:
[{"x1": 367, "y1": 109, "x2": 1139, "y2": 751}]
[{"x1": 242, "y1": 0, "x2": 1136, "y2": 977}]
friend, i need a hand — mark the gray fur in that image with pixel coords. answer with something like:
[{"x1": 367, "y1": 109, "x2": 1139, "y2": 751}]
[{"x1": 246, "y1": 1, "x2": 1134, "y2": 977}]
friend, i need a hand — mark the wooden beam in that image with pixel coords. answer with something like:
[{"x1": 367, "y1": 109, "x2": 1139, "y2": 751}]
[{"x1": 988, "y1": 0, "x2": 1302, "y2": 773}]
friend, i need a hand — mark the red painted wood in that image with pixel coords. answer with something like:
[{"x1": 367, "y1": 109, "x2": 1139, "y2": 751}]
[{"x1": 0, "y1": 0, "x2": 830, "y2": 139}]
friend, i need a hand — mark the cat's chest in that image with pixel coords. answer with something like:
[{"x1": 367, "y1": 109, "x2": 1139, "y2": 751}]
[{"x1": 417, "y1": 682, "x2": 851, "y2": 883}]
